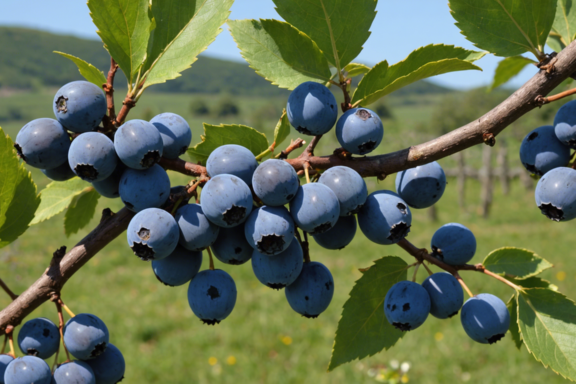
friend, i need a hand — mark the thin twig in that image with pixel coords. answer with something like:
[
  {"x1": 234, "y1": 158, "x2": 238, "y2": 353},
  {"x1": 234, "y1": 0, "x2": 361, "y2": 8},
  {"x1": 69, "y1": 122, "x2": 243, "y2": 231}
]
[
  {"x1": 305, "y1": 135, "x2": 322, "y2": 156},
  {"x1": 456, "y1": 275, "x2": 474, "y2": 298},
  {"x1": 102, "y1": 57, "x2": 118, "y2": 130},
  {"x1": 303, "y1": 162, "x2": 311, "y2": 184},
  {"x1": 0, "y1": 279, "x2": 17, "y2": 301},
  {"x1": 207, "y1": 247, "x2": 215, "y2": 270},
  {"x1": 421, "y1": 263, "x2": 434, "y2": 276},
  {"x1": 5, "y1": 325, "x2": 15, "y2": 358},
  {"x1": 277, "y1": 138, "x2": 306, "y2": 159},
  {"x1": 55, "y1": 300, "x2": 71, "y2": 363},
  {"x1": 411, "y1": 263, "x2": 421, "y2": 282},
  {"x1": 535, "y1": 86, "x2": 576, "y2": 105}
]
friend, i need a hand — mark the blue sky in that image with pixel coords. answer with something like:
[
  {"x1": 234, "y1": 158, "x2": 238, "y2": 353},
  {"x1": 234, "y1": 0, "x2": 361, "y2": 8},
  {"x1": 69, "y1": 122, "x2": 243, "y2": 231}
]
[{"x1": 0, "y1": 0, "x2": 539, "y2": 90}]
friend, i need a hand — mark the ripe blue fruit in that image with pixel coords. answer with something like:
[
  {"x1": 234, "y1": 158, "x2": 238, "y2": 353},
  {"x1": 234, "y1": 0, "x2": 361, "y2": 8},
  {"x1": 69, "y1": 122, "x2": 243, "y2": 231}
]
[
  {"x1": 395, "y1": 161, "x2": 447, "y2": 209},
  {"x1": 14, "y1": 118, "x2": 70, "y2": 170},
  {"x1": 175, "y1": 204, "x2": 220, "y2": 251},
  {"x1": 17, "y1": 317, "x2": 60, "y2": 359},
  {"x1": 357, "y1": 190, "x2": 412, "y2": 245},
  {"x1": 431, "y1": 223, "x2": 476, "y2": 265},
  {"x1": 63, "y1": 313, "x2": 109, "y2": 360},
  {"x1": 41, "y1": 162, "x2": 76, "y2": 181},
  {"x1": 3, "y1": 356, "x2": 51, "y2": 384},
  {"x1": 336, "y1": 108, "x2": 384, "y2": 155},
  {"x1": 206, "y1": 144, "x2": 258, "y2": 186},
  {"x1": 119, "y1": 164, "x2": 171, "y2": 212},
  {"x1": 187, "y1": 269, "x2": 237, "y2": 325},
  {"x1": 289, "y1": 183, "x2": 340, "y2": 234},
  {"x1": 68, "y1": 132, "x2": 117, "y2": 182},
  {"x1": 285, "y1": 261, "x2": 334, "y2": 318},
  {"x1": 318, "y1": 166, "x2": 367, "y2": 216},
  {"x1": 53, "y1": 361, "x2": 95, "y2": 384},
  {"x1": 312, "y1": 215, "x2": 357, "y2": 250},
  {"x1": 461, "y1": 293, "x2": 510, "y2": 344},
  {"x1": 0, "y1": 354, "x2": 14, "y2": 383},
  {"x1": 535, "y1": 166, "x2": 576, "y2": 221},
  {"x1": 554, "y1": 100, "x2": 576, "y2": 148},
  {"x1": 244, "y1": 206, "x2": 295, "y2": 255},
  {"x1": 127, "y1": 208, "x2": 180, "y2": 260},
  {"x1": 150, "y1": 113, "x2": 192, "y2": 159},
  {"x1": 422, "y1": 272, "x2": 464, "y2": 319},
  {"x1": 211, "y1": 225, "x2": 253, "y2": 265},
  {"x1": 252, "y1": 238, "x2": 303, "y2": 289},
  {"x1": 384, "y1": 281, "x2": 431, "y2": 331},
  {"x1": 53, "y1": 81, "x2": 106, "y2": 133},
  {"x1": 152, "y1": 246, "x2": 202, "y2": 286},
  {"x1": 91, "y1": 163, "x2": 126, "y2": 199},
  {"x1": 201, "y1": 174, "x2": 253, "y2": 228},
  {"x1": 287, "y1": 81, "x2": 338, "y2": 135},
  {"x1": 519, "y1": 125, "x2": 570, "y2": 176},
  {"x1": 252, "y1": 159, "x2": 300, "y2": 206},
  {"x1": 114, "y1": 120, "x2": 163, "y2": 170},
  {"x1": 84, "y1": 343, "x2": 125, "y2": 384}
]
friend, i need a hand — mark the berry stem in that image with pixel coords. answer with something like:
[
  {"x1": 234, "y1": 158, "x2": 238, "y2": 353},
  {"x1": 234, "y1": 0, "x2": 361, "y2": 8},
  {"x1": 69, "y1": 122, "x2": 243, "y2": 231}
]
[
  {"x1": 482, "y1": 268, "x2": 523, "y2": 291},
  {"x1": 60, "y1": 300, "x2": 75, "y2": 318},
  {"x1": 295, "y1": 229, "x2": 311, "y2": 263},
  {"x1": 303, "y1": 162, "x2": 311, "y2": 184},
  {"x1": 207, "y1": 247, "x2": 215, "y2": 270},
  {"x1": 456, "y1": 275, "x2": 474, "y2": 298},
  {"x1": 421, "y1": 262, "x2": 434, "y2": 276},
  {"x1": 6, "y1": 326, "x2": 15, "y2": 358},
  {"x1": 0, "y1": 279, "x2": 18, "y2": 301},
  {"x1": 411, "y1": 263, "x2": 420, "y2": 282},
  {"x1": 276, "y1": 138, "x2": 306, "y2": 160},
  {"x1": 51, "y1": 339, "x2": 60, "y2": 372},
  {"x1": 535, "y1": 86, "x2": 576, "y2": 106},
  {"x1": 1, "y1": 333, "x2": 6, "y2": 354},
  {"x1": 55, "y1": 300, "x2": 71, "y2": 363}
]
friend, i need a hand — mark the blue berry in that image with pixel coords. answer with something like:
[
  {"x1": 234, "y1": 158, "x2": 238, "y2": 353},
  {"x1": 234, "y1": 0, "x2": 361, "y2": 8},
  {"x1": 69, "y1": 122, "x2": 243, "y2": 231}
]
[
  {"x1": 150, "y1": 113, "x2": 192, "y2": 159},
  {"x1": 206, "y1": 145, "x2": 258, "y2": 186},
  {"x1": 252, "y1": 238, "x2": 303, "y2": 289},
  {"x1": 14, "y1": 118, "x2": 70, "y2": 169},
  {"x1": 152, "y1": 246, "x2": 202, "y2": 286},
  {"x1": 422, "y1": 272, "x2": 463, "y2": 319},
  {"x1": 3, "y1": 356, "x2": 51, "y2": 384},
  {"x1": 114, "y1": 120, "x2": 163, "y2": 170},
  {"x1": 554, "y1": 100, "x2": 576, "y2": 148},
  {"x1": 119, "y1": 164, "x2": 170, "y2": 212},
  {"x1": 252, "y1": 159, "x2": 299, "y2": 206},
  {"x1": 289, "y1": 183, "x2": 340, "y2": 234},
  {"x1": 0, "y1": 354, "x2": 14, "y2": 383},
  {"x1": 127, "y1": 208, "x2": 180, "y2": 260},
  {"x1": 200, "y1": 174, "x2": 253, "y2": 228},
  {"x1": 312, "y1": 215, "x2": 357, "y2": 250},
  {"x1": 211, "y1": 225, "x2": 253, "y2": 265},
  {"x1": 461, "y1": 293, "x2": 510, "y2": 344},
  {"x1": 395, "y1": 161, "x2": 447, "y2": 209},
  {"x1": 519, "y1": 125, "x2": 570, "y2": 176},
  {"x1": 384, "y1": 281, "x2": 430, "y2": 331},
  {"x1": 336, "y1": 108, "x2": 383, "y2": 155},
  {"x1": 187, "y1": 269, "x2": 237, "y2": 325},
  {"x1": 244, "y1": 206, "x2": 295, "y2": 255},
  {"x1": 63, "y1": 314, "x2": 109, "y2": 360},
  {"x1": 84, "y1": 343, "x2": 125, "y2": 384},
  {"x1": 431, "y1": 223, "x2": 476, "y2": 265},
  {"x1": 53, "y1": 361, "x2": 95, "y2": 384},
  {"x1": 41, "y1": 162, "x2": 76, "y2": 182},
  {"x1": 17, "y1": 318, "x2": 59, "y2": 359},
  {"x1": 287, "y1": 81, "x2": 338, "y2": 135},
  {"x1": 68, "y1": 132, "x2": 117, "y2": 182},
  {"x1": 285, "y1": 261, "x2": 334, "y2": 318},
  {"x1": 318, "y1": 166, "x2": 367, "y2": 216},
  {"x1": 535, "y1": 167, "x2": 576, "y2": 221},
  {"x1": 91, "y1": 163, "x2": 126, "y2": 199},
  {"x1": 357, "y1": 190, "x2": 412, "y2": 245},
  {"x1": 175, "y1": 204, "x2": 220, "y2": 251},
  {"x1": 53, "y1": 81, "x2": 106, "y2": 133}
]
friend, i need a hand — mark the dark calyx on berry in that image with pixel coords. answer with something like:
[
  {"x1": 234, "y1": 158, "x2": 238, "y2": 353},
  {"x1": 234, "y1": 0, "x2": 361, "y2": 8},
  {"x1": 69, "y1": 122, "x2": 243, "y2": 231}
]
[
  {"x1": 431, "y1": 246, "x2": 443, "y2": 260},
  {"x1": 90, "y1": 342, "x2": 107, "y2": 358},
  {"x1": 257, "y1": 234, "x2": 285, "y2": 255},
  {"x1": 387, "y1": 222, "x2": 410, "y2": 242},
  {"x1": 55, "y1": 96, "x2": 68, "y2": 113},
  {"x1": 313, "y1": 222, "x2": 333, "y2": 234},
  {"x1": 392, "y1": 322, "x2": 412, "y2": 331},
  {"x1": 222, "y1": 205, "x2": 247, "y2": 225},
  {"x1": 74, "y1": 164, "x2": 99, "y2": 181},
  {"x1": 538, "y1": 203, "x2": 564, "y2": 221},
  {"x1": 357, "y1": 140, "x2": 377, "y2": 154},
  {"x1": 140, "y1": 150, "x2": 161, "y2": 168},
  {"x1": 267, "y1": 283, "x2": 286, "y2": 290},
  {"x1": 487, "y1": 333, "x2": 505, "y2": 344},
  {"x1": 13, "y1": 144, "x2": 26, "y2": 161},
  {"x1": 296, "y1": 126, "x2": 312, "y2": 135},
  {"x1": 131, "y1": 242, "x2": 155, "y2": 261}
]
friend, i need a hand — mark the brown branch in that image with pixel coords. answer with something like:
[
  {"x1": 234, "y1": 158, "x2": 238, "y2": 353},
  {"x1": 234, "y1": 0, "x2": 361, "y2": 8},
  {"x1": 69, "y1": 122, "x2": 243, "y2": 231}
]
[
  {"x1": 103, "y1": 58, "x2": 118, "y2": 121},
  {"x1": 535, "y1": 85, "x2": 576, "y2": 106},
  {"x1": 0, "y1": 279, "x2": 17, "y2": 301},
  {"x1": 158, "y1": 157, "x2": 207, "y2": 177},
  {"x1": 277, "y1": 138, "x2": 305, "y2": 159},
  {"x1": 113, "y1": 96, "x2": 136, "y2": 127},
  {"x1": 340, "y1": 79, "x2": 352, "y2": 112}
]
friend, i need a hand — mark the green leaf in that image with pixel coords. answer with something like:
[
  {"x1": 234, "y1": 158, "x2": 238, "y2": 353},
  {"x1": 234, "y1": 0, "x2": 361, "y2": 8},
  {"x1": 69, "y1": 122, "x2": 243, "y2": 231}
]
[
  {"x1": 88, "y1": 0, "x2": 153, "y2": 84},
  {"x1": 273, "y1": 109, "x2": 291, "y2": 148},
  {"x1": 188, "y1": 124, "x2": 269, "y2": 165},
  {"x1": 64, "y1": 188, "x2": 100, "y2": 237},
  {"x1": 328, "y1": 256, "x2": 409, "y2": 371},
  {"x1": 0, "y1": 128, "x2": 40, "y2": 249},
  {"x1": 228, "y1": 19, "x2": 332, "y2": 90},
  {"x1": 344, "y1": 63, "x2": 371, "y2": 78},
  {"x1": 483, "y1": 247, "x2": 553, "y2": 279},
  {"x1": 31, "y1": 178, "x2": 91, "y2": 225},
  {"x1": 508, "y1": 294, "x2": 523, "y2": 349},
  {"x1": 352, "y1": 45, "x2": 484, "y2": 106},
  {"x1": 140, "y1": 0, "x2": 234, "y2": 91},
  {"x1": 518, "y1": 288, "x2": 576, "y2": 381},
  {"x1": 548, "y1": 33, "x2": 567, "y2": 52},
  {"x1": 488, "y1": 56, "x2": 536, "y2": 91},
  {"x1": 552, "y1": 0, "x2": 576, "y2": 46},
  {"x1": 54, "y1": 52, "x2": 107, "y2": 87},
  {"x1": 273, "y1": 0, "x2": 377, "y2": 69},
  {"x1": 507, "y1": 276, "x2": 558, "y2": 291},
  {"x1": 449, "y1": 0, "x2": 557, "y2": 57}
]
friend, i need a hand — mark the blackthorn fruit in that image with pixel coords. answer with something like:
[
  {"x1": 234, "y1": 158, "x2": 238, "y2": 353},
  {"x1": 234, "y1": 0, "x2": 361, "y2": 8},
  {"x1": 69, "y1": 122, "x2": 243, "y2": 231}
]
[
  {"x1": 384, "y1": 281, "x2": 431, "y2": 331},
  {"x1": 0, "y1": 354, "x2": 14, "y2": 383},
  {"x1": 119, "y1": 164, "x2": 170, "y2": 212},
  {"x1": 175, "y1": 204, "x2": 220, "y2": 251},
  {"x1": 312, "y1": 215, "x2": 357, "y2": 250},
  {"x1": 554, "y1": 100, "x2": 576, "y2": 148},
  {"x1": 201, "y1": 174, "x2": 253, "y2": 228},
  {"x1": 336, "y1": 108, "x2": 383, "y2": 155},
  {"x1": 91, "y1": 163, "x2": 126, "y2": 199},
  {"x1": 152, "y1": 246, "x2": 202, "y2": 286},
  {"x1": 53, "y1": 361, "x2": 95, "y2": 384},
  {"x1": 519, "y1": 125, "x2": 570, "y2": 176},
  {"x1": 14, "y1": 118, "x2": 70, "y2": 170},
  {"x1": 318, "y1": 166, "x2": 367, "y2": 216},
  {"x1": 461, "y1": 293, "x2": 510, "y2": 344},
  {"x1": 41, "y1": 162, "x2": 76, "y2": 182},
  {"x1": 289, "y1": 183, "x2": 340, "y2": 234},
  {"x1": 430, "y1": 223, "x2": 476, "y2": 265},
  {"x1": 84, "y1": 343, "x2": 125, "y2": 384},
  {"x1": 63, "y1": 313, "x2": 109, "y2": 360},
  {"x1": 252, "y1": 237, "x2": 303, "y2": 289},
  {"x1": 68, "y1": 132, "x2": 117, "y2": 182},
  {"x1": 287, "y1": 81, "x2": 338, "y2": 135},
  {"x1": 395, "y1": 161, "x2": 446, "y2": 209},
  {"x1": 3, "y1": 356, "x2": 51, "y2": 384},
  {"x1": 187, "y1": 269, "x2": 237, "y2": 325},
  {"x1": 127, "y1": 208, "x2": 180, "y2": 260},
  {"x1": 114, "y1": 120, "x2": 163, "y2": 170},
  {"x1": 150, "y1": 112, "x2": 192, "y2": 159},
  {"x1": 17, "y1": 317, "x2": 59, "y2": 359},
  {"x1": 285, "y1": 261, "x2": 334, "y2": 318},
  {"x1": 535, "y1": 166, "x2": 576, "y2": 221},
  {"x1": 357, "y1": 190, "x2": 412, "y2": 245},
  {"x1": 206, "y1": 144, "x2": 258, "y2": 186},
  {"x1": 211, "y1": 225, "x2": 253, "y2": 265},
  {"x1": 244, "y1": 206, "x2": 295, "y2": 255},
  {"x1": 53, "y1": 81, "x2": 106, "y2": 133},
  {"x1": 252, "y1": 159, "x2": 299, "y2": 206},
  {"x1": 422, "y1": 272, "x2": 464, "y2": 319}
]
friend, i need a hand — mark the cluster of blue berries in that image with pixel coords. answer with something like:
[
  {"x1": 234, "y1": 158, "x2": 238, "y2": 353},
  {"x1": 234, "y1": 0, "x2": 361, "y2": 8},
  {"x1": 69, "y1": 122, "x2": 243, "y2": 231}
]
[{"x1": 0, "y1": 314, "x2": 125, "y2": 384}]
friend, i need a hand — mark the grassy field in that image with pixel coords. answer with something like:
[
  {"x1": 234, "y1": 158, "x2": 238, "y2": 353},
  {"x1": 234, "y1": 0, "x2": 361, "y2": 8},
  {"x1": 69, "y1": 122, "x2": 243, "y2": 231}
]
[{"x1": 1, "y1": 89, "x2": 575, "y2": 383}]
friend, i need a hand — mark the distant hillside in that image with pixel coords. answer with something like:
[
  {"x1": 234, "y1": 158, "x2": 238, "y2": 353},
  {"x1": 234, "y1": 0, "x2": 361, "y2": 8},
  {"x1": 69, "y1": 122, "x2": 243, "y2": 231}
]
[{"x1": 0, "y1": 27, "x2": 452, "y2": 97}]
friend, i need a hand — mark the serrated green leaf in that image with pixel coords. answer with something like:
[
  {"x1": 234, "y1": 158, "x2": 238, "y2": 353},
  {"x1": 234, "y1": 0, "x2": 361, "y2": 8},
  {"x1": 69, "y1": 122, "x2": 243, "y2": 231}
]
[
  {"x1": 518, "y1": 288, "x2": 576, "y2": 381},
  {"x1": 228, "y1": 19, "x2": 331, "y2": 90},
  {"x1": 508, "y1": 294, "x2": 523, "y2": 349},
  {"x1": 352, "y1": 45, "x2": 484, "y2": 106},
  {"x1": 188, "y1": 124, "x2": 269, "y2": 165},
  {"x1": 488, "y1": 56, "x2": 536, "y2": 91},
  {"x1": 449, "y1": 0, "x2": 557, "y2": 57},
  {"x1": 483, "y1": 247, "x2": 553, "y2": 279},
  {"x1": 548, "y1": 33, "x2": 567, "y2": 52},
  {"x1": 88, "y1": 0, "x2": 152, "y2": 84},
  {"x1": 273, "y1": 0, "x2": 377, "y2": 70},
  {"x1": 139, "y1": 0, "x2": 234, "y2": 91},
  {"x1": 507, "y1": 276, "x2": 559, "y2": 291},
  {"x1": 552, "y1": 0, "x2": 576, "y2": 47},
  {"x1": 64, "y1": 188, "x2": 100, "y2": 237},
  {"x1": 0, "y1": 128, "x2": 40, "y2": 249},
  {"x1": 31, "y1": 178, "x2": 91, "y2": 225},
  {"x1": 54, "y1": 52, "x2": 108, "y2": 88},
  {"x1": 273, "y1": 109, "x2": 290, "y2": 148},
  {"x1": 344, "y1": 63, "x2": 371, "y2": 78},
  {"x1": 328, "y1": 256, "x2": 408, "y2": 371}
]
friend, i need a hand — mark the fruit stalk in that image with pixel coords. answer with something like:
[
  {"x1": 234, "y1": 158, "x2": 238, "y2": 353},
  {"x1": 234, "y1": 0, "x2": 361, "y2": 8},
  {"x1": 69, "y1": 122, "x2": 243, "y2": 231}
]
[
  {"x1": 54, "y1": 299, "x2": 72, "y2": 363},
  {"x1": 0, "y1": 279, "x2": 18, "y2": 300}
]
